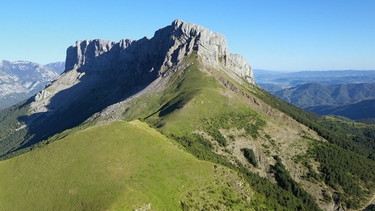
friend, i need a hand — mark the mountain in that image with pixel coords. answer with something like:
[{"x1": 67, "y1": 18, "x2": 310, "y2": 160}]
[
  {"x1": 307, "y1": 98, "x2": 375, "y2": 122},
  {"x1": 274, "y1": 83, "x2": 375, "y2": 108},
  {"x1": 0, "y1": 19, "x2": 253, "y2": 157},
  {"x1": 273, "y1": 83, "x2": 375, "y2": 121},
  {"x1": 0, "y1": 20, "x2": 375, "y2": 210},
  {"x1": 0, "y1": 60, "x2": 60, "y2": 110}
]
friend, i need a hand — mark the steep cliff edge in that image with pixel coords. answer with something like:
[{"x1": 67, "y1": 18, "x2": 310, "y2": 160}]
[
  {"x1": 64, "y1": 19, "x2": 252, "y2": 82},
  {"x1": 30, "y1": 19, "x2": 253, "y2": 121}
]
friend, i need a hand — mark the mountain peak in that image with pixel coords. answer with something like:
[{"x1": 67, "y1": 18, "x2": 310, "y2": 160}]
[
  {"x1": 171, "y1": 19, "x2": 183, "y2": 27},
  {"x1": 170, "y1": 19, "x2": 221, "y2": 39}
]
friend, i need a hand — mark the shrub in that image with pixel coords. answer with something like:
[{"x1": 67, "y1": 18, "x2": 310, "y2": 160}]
[{"x1": 241, "y1": 148, "x2": 258, "y2": 167}]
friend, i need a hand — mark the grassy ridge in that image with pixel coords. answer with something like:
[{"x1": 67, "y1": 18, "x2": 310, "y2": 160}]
[
  {"x1": 145, "y1": 57, "x2": 261, "y2": 136},
  {"x1": 0, "y1": 120, "x2": 260, "y2": 210},
  {"x1": 145, "y1": 59, "x2": 227, "y2": 134}
]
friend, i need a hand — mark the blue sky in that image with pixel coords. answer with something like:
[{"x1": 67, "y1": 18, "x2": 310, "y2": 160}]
[{"x1": 1, "y1": 0, "x2": 374, "y2": 71}]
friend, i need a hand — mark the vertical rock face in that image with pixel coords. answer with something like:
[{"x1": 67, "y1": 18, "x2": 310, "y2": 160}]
[
  {"x1": 167, "y1": 19, "x2": 253, "y2": 83},
  {"x1": 65, "y1": 39, "x2": 118, "y2": 71},
  {"x1": 30, "y1": 19, "x2": 255, "y2": 127},
  {"x1": 64, "y1": 19, "x2": 253, "y2": 84}
]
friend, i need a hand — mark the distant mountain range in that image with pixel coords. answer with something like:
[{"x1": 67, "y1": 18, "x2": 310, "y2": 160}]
[
  {"x1": 274, "y1": 83, "x2": 375, "y2": 108},
  {"x1": 0, "y1": 60, "x2": 64, "y2": 110},
  {"x1": 254, "y1": 69, "x2": 375, "y2": 89},
  {"x1": 254, "y1": 70, "x2": 375, "y2": 122}
]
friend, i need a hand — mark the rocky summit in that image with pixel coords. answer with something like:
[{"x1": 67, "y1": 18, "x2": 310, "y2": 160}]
[
  {"x1": 65, "y1": 19, "x2": 253, "y2": 82},
  {"x1": 29, "y1": 19, "x2": 254, "y2": 125}
]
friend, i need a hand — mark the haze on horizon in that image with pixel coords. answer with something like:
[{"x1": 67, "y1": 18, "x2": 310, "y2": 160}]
[{"x1": 0, "y1": 0, "x2": 374, "y2": 71}]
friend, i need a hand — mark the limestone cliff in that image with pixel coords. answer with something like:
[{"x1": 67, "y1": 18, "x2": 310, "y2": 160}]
[{"x1": 64, "y1": 19, "x2": 253, "y2": 84}]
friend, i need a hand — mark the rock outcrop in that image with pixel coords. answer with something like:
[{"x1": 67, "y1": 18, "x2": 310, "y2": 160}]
[
  {"x1": 28, "y1": 19, "x2": 255, "y2": 135},
  {"x1": 64, "y1": 19, "x2": 253, "y2": 84}
]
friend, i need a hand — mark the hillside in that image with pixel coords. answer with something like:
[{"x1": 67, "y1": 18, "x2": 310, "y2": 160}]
[
  {"x1": 254, "y1": 70, "x2": 375, "y2": 121},
  {"x1": 272, "y1": 83, "x2": 375, "y2": 121},
  {"x1": 126, "y1": 55, "x2": 375, "y2": 210},
  {"x1": 274, "y1": 83, "x2": 375, "y2": 108},
  {"x1": 0, "y1": 120, "x2": 260, "y2": 210},
  {"x1": 307, "y1": 98, "x2": 375, "y2": 123},
  {"x1": 0, "y1": 20, "x2": 375, "y2": 210}
]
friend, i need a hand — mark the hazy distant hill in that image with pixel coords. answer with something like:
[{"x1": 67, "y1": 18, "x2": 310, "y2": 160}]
[
  {"x1": 307, "y1": 99, "x2": 375, "y2": 123},
  {"x1": 254, "y1": 69, "x2": 375, "y2": 91},
  {"x1": 272, "y1": 83, "x2": 375, "y2": 122},
  {"x1": 274, "y1": 83, "x2": 375, "y2": 108}
]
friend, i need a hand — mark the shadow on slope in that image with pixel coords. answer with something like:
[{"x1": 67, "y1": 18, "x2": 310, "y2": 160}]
[
  {"x1": 11, "y1": 38, "x2": 170, "y2": 155},
  {"x1": 1, "y1": 22, "x2": 204, "y2": 157}
]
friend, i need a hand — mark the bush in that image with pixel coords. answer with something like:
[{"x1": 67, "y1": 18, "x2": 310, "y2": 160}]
[{"x1": 241, "y1": 148, "x2": 258, "y2": 167}]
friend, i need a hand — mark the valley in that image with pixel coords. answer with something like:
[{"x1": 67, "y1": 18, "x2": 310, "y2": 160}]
[{"x1": 254, "y1": 69, "x2": 375, "y2": 123}]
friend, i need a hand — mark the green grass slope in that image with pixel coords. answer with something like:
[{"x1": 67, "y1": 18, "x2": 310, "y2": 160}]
[
  {"x1": 0, "y1": 120, "x2": 262, "y2": 210},
  {"x1": 142, "y1": 55, "x2": 265, "y2": 137}
]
